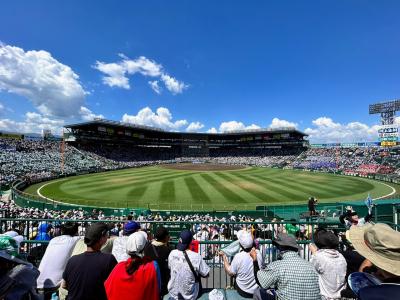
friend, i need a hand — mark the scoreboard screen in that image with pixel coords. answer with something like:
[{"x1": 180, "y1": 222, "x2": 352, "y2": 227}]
[{"x1": 369, "y1": 99, "x2": 400, "y2": 114}]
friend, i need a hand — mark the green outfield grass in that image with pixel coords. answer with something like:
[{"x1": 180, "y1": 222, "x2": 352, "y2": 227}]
[{"x1": 23, "y1": 165, "x2": 399, "y2": 210}]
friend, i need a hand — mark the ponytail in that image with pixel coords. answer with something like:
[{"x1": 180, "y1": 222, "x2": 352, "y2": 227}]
[{"x1": 125, "y1": 256, "x2": 151, "y2": 275}]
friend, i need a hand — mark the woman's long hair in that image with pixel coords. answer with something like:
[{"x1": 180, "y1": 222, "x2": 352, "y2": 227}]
[{"x1": 126, "y1": 255, "x2": 152, "y2": 275}]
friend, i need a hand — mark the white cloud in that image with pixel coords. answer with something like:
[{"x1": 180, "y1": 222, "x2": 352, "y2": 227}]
[
  {"x1": 312, "y1": 117, "x2": 340, "y2": 128},
  {"x1": 122, "y1": 54, "x2": 162, "y2": 77},
  {"x1": 0, "y1": 112, "x2": 64, "y2": 134},
  {"x1": 160, "y1": 74, "x2": 188, "y2": 95},
  {"x1": 186, "y1": 122, "x2": 204, "y2": 132},
  {"x1": 93, "y1": 55, "x2": 188, "y2": 94},
  {"x1": 269, "y1": 117, "x2": 298, "y2": 129},
  {"x1": 122, "y1": 107, "x2": 189, "y2": 131},
  {"x1": 148, "y1": 80, "x2": 162, "y2": 94},
  {"x1": 304, "y1": 116, "x2": 383, "y2": 143},
  {"x1": 219, "y1": 121, "x2": 245, "y2": 132},
  {"x1": 218, "y1": 121, "x2": 261, "y2": 132},
  {"x1": 0, "y1": 44, "x2": 87, "y2": 117},
  {"x1": 207, "y1": 127, "x2": 218, "y2": 134},
  {"x1": 94, "y1": 62, "x2": 129, "y2": 89},
  {"x1": 245, "y1": 124, "x2": 262, "y2": 130},
  {"x1": 79, "y1": 106, "x2": 104, "y2": 121}
]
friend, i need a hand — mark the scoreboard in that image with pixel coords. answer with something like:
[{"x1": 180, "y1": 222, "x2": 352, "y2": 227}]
[{"x1": 379, "y1": 125, "x2": 398, "y2": 147}]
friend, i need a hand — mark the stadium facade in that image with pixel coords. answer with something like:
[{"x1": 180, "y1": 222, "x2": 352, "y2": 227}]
[{"x1": 65, "y1": 119, "x2": 309, "y2": 158}]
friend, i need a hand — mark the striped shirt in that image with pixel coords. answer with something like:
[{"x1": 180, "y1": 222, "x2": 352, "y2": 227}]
[{"x1": 256, "y1": 251, "x2": 321, "y2": 300}]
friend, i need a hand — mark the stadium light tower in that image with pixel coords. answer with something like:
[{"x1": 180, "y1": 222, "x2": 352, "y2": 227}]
[
  {"x1": 369, "y1": 99, "x2": 400, "y2": 125},
  {"x1": 369, "y1": 99, "x2": 400, "y2": 147}
]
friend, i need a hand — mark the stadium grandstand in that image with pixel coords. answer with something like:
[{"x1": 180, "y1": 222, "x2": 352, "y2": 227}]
[{"x1": 65, "y1": 119, "x2": 309, "y2": 158}]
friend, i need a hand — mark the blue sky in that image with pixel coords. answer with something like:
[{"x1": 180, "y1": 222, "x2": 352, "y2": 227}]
[{"x1": 0, "y1": 1, "x2": 399, "y2": 142}]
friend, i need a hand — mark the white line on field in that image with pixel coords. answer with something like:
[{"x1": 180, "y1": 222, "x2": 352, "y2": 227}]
[
  {"x1": 37, "y1": 180, "x2": 61, "y2": 203},
  {"x1": 373, "y1": 182, "x2": 397, "y2": 200}
]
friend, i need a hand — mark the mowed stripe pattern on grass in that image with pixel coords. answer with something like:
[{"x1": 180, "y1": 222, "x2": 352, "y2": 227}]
[{"x1": 32, "y1": 165, "x2": 396, "y2": 209}]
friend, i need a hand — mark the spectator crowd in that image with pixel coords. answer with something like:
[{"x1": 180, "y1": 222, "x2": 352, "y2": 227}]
[{"x1": 1, "y1": 212, "x2": 399, "y2": 300}]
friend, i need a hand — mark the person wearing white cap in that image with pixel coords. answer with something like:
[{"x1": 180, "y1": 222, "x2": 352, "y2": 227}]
[
  {"x1": 105, "y1": 231, "x2": 161, "y2": 300},
  {"x1": 219, "y1": 230, "x2": 262, "y2": 298}
]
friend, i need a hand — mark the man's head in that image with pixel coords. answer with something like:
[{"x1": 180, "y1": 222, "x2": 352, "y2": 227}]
[
  {"x1": 154, "y1": 226, "x2": 170, "y2": 243},
  {"x1": 349, "y1": 223, "x2": 400, "y2": 277},
  {"x1": 314, "y1": 229, "x2": 339, "y2": 250},
  {"x1": 177, "y1": 229, "x2": 193, "y2": 251},
  {"x1": 84, "y1": 223, "x2": 109, "y2": 250},
  {"x1": 345, "y1": 210, "x2": 359, "y2": 223},
  {"x1": 272, "y1": 233, "x2": 302, "y2": 252},
  {"x1": 61, "y1": 222, "x2": 79, "y2": 236}
]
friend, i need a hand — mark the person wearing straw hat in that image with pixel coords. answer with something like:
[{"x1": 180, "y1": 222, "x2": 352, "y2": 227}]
[
  {"x1": 338, "y1": 230, "x2": 366, "y2": 299},
  {"x1": 348, "y1": 223, "x2": 400, "y2": 299}
]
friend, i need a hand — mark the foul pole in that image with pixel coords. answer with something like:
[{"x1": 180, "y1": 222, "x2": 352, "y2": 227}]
[{"x1": 61, "y1": 128, "x2": 65, "y2": 174}]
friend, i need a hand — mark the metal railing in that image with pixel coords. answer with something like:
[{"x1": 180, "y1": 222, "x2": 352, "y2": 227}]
[{"x1": 4, "y1": 218, "x2": 397, "y2": 289}]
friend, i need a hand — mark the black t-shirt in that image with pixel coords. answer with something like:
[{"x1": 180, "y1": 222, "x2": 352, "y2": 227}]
[
  {"x1": 63, "y1": 251, "x2": 117, "y2": 300},
  {"x1": 340, "y1": 249, "x2": 365, "y2": 277},
  {"x1": 143, "y1": 242, "x2": 173, "y2": 296},
  {"x1": 308, "y1": 199, "x2": 315, "y2": 210}
]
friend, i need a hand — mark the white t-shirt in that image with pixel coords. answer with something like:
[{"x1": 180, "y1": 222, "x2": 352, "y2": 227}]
[
  {"x1": 37, "y1": 235, "x2": 80, "y2": 288},
  {"x1": 229, "y1": 250, "x2": 263, "y2": 294},
  {"x1": 168, "y1": 249, "x2": 210, "y2": 300},
  {"x1": 111, "y1": 236, "x2": 130, "y2": 262},
  {"x1": 310, "y1": 249, "x2": 347, "y2": 299}
]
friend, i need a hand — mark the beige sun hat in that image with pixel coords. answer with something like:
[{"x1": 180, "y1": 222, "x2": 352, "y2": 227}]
[{"x1": 349, "y1": 223, "x2": 400, "y2": 276}]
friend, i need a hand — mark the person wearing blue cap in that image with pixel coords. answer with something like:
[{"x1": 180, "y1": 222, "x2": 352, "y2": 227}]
[
  {"x1": 112, "y1": 221, "x2": 140, "y2": 262},
  {"x1": 167, "y1": 229, "x2": 209, "y2": 300}
]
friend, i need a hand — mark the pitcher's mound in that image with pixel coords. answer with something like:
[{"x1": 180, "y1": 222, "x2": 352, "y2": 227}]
[{"x1": 161, "y1": 163, "x2": 248, "y2": 171}]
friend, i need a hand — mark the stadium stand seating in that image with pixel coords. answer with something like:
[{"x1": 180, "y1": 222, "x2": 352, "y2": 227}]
[{"x1": 2, "y1": 139, "x2": 400, "y2": 188}]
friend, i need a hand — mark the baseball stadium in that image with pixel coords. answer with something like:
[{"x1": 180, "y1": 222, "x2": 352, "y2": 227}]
[
  {"x1": 2, "y1": 3, "x2": 400, "y2": 298},
  {"x1": 16, "y1": 119, "x2": 399, "y2": 212}
]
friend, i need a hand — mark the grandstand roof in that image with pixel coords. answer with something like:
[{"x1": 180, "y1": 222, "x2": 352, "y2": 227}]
[{"x1": 65, "y1": 119, "x2": 308, "y2": 137}]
